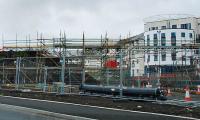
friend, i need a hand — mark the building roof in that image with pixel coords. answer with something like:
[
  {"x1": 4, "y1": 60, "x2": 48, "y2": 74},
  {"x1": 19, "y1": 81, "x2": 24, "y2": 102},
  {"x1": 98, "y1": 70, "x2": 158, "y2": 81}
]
[
  {"x1": 117, "y1": 33, "x2": 144, "y2": 46},
  {"x1": 144, "y1": 14, "x2": 196, "y2": 23}
]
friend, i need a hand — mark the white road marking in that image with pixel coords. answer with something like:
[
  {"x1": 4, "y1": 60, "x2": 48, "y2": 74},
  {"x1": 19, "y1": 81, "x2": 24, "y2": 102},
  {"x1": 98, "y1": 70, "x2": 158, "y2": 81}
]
[
  {"x1": 0, "y1": 95, "x2": 199, "y2": 120},
  {"x1": 0, "y1": 103, "x2": 96, "y2": 120}
]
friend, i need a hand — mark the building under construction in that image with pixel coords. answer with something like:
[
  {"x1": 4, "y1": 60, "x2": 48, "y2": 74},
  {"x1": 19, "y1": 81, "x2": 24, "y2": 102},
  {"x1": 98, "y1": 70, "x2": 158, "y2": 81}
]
[
  {"x1": 1, "y1": 15, "x2": 200, "y2": 92},
  {"x1": 0, "y1": 32, "x2": 200, "y2": 92},
  {"x1": 0, "y1": 32, "x2": 130, "y2": 93}
]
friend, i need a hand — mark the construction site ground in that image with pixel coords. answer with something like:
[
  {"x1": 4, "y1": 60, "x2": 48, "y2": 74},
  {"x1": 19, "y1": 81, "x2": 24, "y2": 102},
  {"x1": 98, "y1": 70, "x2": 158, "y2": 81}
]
[
  {"x1": 168, "y1": 92, "x2": 200, "y2": 101},
  {"x1": 0, "y1": 89, "x2": 200, "y2": 119}
]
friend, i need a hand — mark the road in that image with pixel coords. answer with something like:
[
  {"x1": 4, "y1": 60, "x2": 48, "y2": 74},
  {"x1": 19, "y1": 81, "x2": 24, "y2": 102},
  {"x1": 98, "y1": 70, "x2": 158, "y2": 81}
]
[
  {"x1": 0, "y1": 103, "x2": 91, "y2": 120},
  {"x1": 0, "y1": 95, "x2": 197, "y2": 120}
]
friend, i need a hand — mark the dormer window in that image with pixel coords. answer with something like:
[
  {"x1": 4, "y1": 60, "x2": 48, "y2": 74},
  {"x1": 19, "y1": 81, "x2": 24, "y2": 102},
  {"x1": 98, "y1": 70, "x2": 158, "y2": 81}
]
[
  {"x1": 161, "y1": 26, "x2": 166, "y2": 29},
  {"x1": 172, "y1": 25, "x2": 177, "y2": 29}
]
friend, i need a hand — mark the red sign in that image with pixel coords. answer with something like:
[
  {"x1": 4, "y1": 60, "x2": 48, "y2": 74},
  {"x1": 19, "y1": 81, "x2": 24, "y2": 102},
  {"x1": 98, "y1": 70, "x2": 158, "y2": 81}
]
[{"x1": 104, "y1": 60, "x2": 118, "y2": 68}]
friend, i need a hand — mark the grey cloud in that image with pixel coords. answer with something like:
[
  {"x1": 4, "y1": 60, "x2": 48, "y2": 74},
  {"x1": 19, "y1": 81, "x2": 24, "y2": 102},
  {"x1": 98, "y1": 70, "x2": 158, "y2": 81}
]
[{"x1": 0, "y1": 0, "x2": 200, "y2": 40}]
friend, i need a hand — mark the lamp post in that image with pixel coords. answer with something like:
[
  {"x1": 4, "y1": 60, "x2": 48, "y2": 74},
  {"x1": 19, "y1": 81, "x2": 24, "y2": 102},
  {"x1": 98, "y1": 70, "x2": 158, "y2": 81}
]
[
  {"x1": 119, "y1": 48, "x2": 123, "y2": 98},
  {"x1": 15, "y1": 57, "x2": 21, "y2": 90},
  {"x1": 157, "y1": 30, "x2": 161, "y2": 88},
  {"x1": 60, "y1": 54, "x2": 65, "y2": 94},
  {"x1": 43, "y1": 67, "x2": 47, "y2": 92}
]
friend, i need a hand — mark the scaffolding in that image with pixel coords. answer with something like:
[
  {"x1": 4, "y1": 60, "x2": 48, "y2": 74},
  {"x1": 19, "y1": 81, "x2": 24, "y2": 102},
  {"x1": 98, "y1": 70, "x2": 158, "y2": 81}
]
[
  {"x1": 0, "y1": 32, "x2": 200, "y2": 93},
  {"x1": 0, "y1": 32, "x2": 124, "y2": 93}
]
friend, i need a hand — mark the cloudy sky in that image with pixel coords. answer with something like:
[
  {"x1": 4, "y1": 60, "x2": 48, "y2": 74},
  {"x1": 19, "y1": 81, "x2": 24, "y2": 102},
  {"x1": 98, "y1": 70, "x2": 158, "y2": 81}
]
[{"x1": 0, "y1": 0, "x2": 200, "y2": 40}]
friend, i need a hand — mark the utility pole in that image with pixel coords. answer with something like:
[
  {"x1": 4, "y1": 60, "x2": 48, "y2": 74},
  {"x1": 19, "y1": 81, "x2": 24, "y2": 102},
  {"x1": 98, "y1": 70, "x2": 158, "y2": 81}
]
[
  {"x1": 18, "y1": 57, "x2": 21, "y2": 89},
  {"x1": 60, "y1": 33, "x2": 66, "y2": 94},
  {"x1": 15, "y1": 57, "x2": 21, "y2": 90},
  {"x1": 43, "y1": 67, "x2": 47, "y2": 92},
  {"x1": 22, "y1": 64, "x2": 25, "y2": 84},
  {"x1": 105, "y1": 33, "x2": 109, "y2": 86},
  {"x1": 82, "y1": 32, "x2": 85, "y2": 84},
  {"x1": 60, "y1": 55, "x2": 65, "y2": 94},
  {"x1": 128, "y1": 45, "x2": 132, "y2": 87},
  {"x1": 100, "y1": 35, "x2": 103, "y2": 85},
  {"x1": 3, "y1": 61, "x2": 4, "y2": 84},
  {"x1": 68, "y1": 68, "x2": 71, "y2": 93},
  {"x1": 157, "y1": 30, "x2": 161, "y2": 88},
  {"x1": 182, "y1": 47, "x2": 184, "y2": 82},
  {"x1": 119, "y1": 49, "x2": 123, "y2": 98},
  {"x1": 15, "y1": 57, "x2": 18, "y2": 90}
]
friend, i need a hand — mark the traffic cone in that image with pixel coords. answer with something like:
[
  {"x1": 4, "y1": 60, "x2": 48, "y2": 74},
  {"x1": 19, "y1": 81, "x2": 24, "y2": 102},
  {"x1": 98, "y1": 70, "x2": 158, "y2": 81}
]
[
  {"x1": 167, "y1": 88, "x2": 172, "y2": 96},
  {"x1": 184, "y1": 86, "x2": 192, "y2": 101}
]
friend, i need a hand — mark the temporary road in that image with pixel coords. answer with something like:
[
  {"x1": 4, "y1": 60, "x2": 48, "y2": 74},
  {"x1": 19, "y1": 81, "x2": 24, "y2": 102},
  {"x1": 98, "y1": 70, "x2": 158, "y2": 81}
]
[{"x1": 0, "y1": 95, "x2": 198, "y2": 120}]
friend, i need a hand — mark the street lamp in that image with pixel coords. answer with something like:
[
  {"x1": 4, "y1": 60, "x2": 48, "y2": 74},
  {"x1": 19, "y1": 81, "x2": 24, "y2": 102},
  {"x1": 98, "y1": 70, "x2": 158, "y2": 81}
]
[{"x1": 157, "y1": 30, "x2": 161, "y2": 88}]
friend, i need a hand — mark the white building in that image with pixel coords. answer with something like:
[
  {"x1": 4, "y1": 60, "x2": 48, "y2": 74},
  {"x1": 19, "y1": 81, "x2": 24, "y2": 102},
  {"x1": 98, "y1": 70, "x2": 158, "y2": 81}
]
[
  {"x1": 144, "y1": 29, "x2": 194, "y2": 66},
  {"x1": 144, "y1": 15, "x2": 200, "y2": 74}
]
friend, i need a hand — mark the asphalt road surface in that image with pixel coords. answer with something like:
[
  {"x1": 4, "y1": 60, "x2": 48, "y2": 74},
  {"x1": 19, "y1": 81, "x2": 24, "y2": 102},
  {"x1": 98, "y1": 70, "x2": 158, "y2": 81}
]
[
  {"x1": 0, "y1": 95, "x2": 197, "y2": 120},
  {"x1": 0, "y1": 103, "x2": 91, "y2": 120}
]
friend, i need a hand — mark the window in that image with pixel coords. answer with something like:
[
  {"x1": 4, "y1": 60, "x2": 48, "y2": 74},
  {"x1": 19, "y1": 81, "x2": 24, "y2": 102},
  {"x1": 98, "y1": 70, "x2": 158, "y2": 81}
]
[
  {"x1": 171, "y1": 50, "x2": 176, "y2": 61},
  {"x1": 195, "y1": 50, "x2": 199, "y2": 54},
  {"x1": 154, "y1": 50, "x2": 158, "y2": 61},
  {"x1": 161, "y1": 33, "x2": 166, "y2": 46},
  {"x1": 188, "y1": 23, "x2": 191, "y2": 29},
  {"x1": 189, "y1": 33, "x2": 193, "y2": 38},
  {"x1": 181, "y1": 24, "x2": 188, "y2": 29},
  {"x1": 153, "y1": 34, "x2": 158, "y2": 46},
  {"x1": 136, "y1": 40, "x2": 139, "y2": 45},
  {"x1": 154, "y1": 55, "x2": 158, "y2": 61},
  {"x1": 181, "y1": 32, "x2": 185, "y2": 37},
  {"x1": 149, "y1": 28, "x2": 151, "y2": 31},
  {"x1": 155, "y1": 27, "x2": 158, "y2": 30},
  {"x1": 147, "y1": 35, "x2": 150, "y2": 46},
  {"x1": 132, "y1": 61, "x2": 135, "y2": 67},
  {"x1": 161, "y1": 26, "x2": 166, "y2": 29},
  {"x1": 198, "y1": 35, "x2": 200, "y2": 43},
  {"x1": 171, "y1": 32, "x2": 176, "y2": 46},
  {"x1": 152, "y1": 27, "x2": 155, "y2": 30},
  {"x1": 172, "y1": 25, "x2": 177, "y2": 29},
  {"x1": 147, "y1": 51, "x2": 150, "y2": 63},
  {"x1": 147, "y1": 55, "x2": 150, "y2": 63},
  {"x1": 154, "y1": 34, "x2": 157, "y2": 39},
  {"x1": 182, "y1": 56, "x2": 186, "y2": 61},
  {"x1": 161, "y1": 51, "x2": 166, "y2": 61},
  {"x1": 146, "y1": 67, "x2": 149, "y2": 74},
  {"x1": 181, "y1": 24, "x2": 186, "y2": 29}
]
